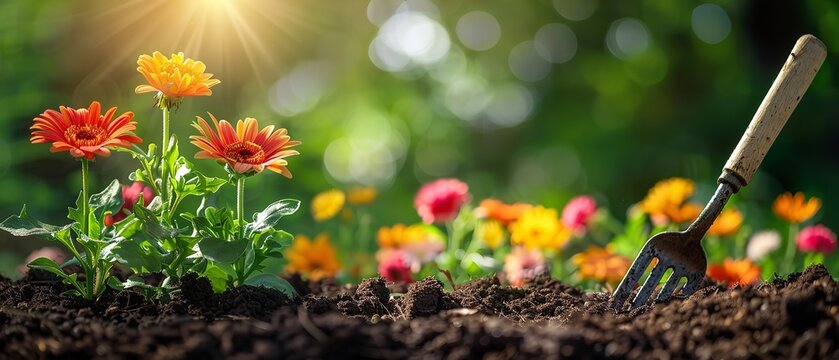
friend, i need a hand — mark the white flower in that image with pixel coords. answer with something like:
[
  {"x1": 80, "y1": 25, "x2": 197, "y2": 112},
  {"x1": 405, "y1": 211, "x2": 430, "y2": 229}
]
[{"x1": 746, "y1": 230, "x2": 781, "y2": 260}]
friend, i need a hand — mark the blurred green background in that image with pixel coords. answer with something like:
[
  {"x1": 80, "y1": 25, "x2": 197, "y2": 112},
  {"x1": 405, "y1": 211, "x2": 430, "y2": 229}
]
[{"x1": 1, "y1": 0, "x2": 837, "y2": 276}]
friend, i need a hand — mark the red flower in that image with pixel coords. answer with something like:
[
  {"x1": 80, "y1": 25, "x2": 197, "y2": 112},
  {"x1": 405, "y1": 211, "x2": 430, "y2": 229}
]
[
  {"x1": 561, "y1": 195, "x2": 597, "y2": 235},
  {"x1": 796, "y1": 224, "x2": 837, "y2": 254},
  {"x1": 377, "y1": 249, "x2": 413, "y2": 283},
  {"x1": 104, "y1": 182, "x2": 155, "y2": 226},
  {"x1": 414, "y1": 178, "x2": 470, "y2": 224},
  {"x1": 30, "y1": 101, "x2": 141, "y2": 159}
]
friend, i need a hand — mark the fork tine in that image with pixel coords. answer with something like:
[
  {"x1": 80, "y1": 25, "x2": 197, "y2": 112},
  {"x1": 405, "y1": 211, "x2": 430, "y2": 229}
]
[
  {"x1": 611, "y1": 249, "x2": 653, "y2": 311},
  {"x1": 679, "y1": 273, "x2": 704, "y2": 296},
  {"x1": 655, "y1": 271, "x2": 681, "y2": 302},
  {"x1": 629, "y1": 262, "x2": 668, "y2": 310}
]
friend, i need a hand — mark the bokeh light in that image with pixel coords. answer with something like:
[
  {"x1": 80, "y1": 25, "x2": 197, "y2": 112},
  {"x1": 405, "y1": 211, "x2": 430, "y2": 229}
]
[
  {"x1": 691, "y1": 4, "x2": 732, "y2": 44},
  {"x1": 606, "y1": 18, "x2": 651, "y2": 60},
  {"x1": 508, "y1": 41, "x2": 551, "y2": 82},
  {"x1": 534, "y1": 23, "x2": 578, "y2": 64},
  {"x1": 456, "y1": 11, "x2": 502, "y2": 51}
]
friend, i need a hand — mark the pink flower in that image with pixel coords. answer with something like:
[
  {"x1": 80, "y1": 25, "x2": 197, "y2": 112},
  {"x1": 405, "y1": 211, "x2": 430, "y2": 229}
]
[
  {"x1": 414, "y1": 178, "x2": 470, "y2": 224},
  {"x1": 377, "y1": 249, "x2": 414, "y2": 283},
  {"x1": 796, "y1": 224, "x2": 837, "y2": 254},
  {"x1": 104, "y1": 182, "x2": 155, "y2": 226},
  {"x1": 502, "y1": 246, "x2": 546, "y2": 287},
  {"x1": 18, "y1": 247, "x2": 67, "y2": 275},
  {"x1": 561, "y1": 195, "x2": 597, "y2": 235}
]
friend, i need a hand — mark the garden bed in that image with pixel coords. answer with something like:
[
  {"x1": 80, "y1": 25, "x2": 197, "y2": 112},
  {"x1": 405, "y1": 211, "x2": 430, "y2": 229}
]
[{"x1": 1, "y1": 265, "x2": 837, "y2": 359}]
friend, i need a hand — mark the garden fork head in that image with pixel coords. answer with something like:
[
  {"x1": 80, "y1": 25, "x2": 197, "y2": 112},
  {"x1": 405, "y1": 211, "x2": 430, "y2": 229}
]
[
  {"x1": 610, "y1": 34, "x2": 826, "y2": 312},
  {"x1": 611, "y1": 182, "x2": 734, "y2": 312}
]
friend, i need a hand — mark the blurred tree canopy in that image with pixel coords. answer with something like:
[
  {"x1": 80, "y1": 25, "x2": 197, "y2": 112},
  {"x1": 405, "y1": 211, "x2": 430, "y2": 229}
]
[{"x1": 0, "y1": 0, "x2": 837, "y2": 271}]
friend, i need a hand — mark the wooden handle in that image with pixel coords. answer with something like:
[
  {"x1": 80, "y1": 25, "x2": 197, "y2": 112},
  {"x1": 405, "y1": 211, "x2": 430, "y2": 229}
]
[{"x1": 721, "y1": 34, "x2": 826, "y2": 188}]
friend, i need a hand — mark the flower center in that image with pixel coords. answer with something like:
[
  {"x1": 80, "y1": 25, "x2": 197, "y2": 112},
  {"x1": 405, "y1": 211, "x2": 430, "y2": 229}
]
[
  {"x1": 65, "y1": 125, "x2": 106, "y2": 147},
  {"x1": 224, "y1": 141, "x2": 265, "y2": 164}
]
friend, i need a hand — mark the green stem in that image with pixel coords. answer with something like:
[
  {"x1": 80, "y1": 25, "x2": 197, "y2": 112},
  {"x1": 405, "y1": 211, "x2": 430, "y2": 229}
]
[
  {"x1": 161, "y1": 104, "x2": 171, "y2": 211},
  {"x1": 81, "y1": 158, "x2": 90, "y2": 237},
  {"x1": 236, "y1": 177, "x2": 245, "y2": 238},
  {"x1": 782, "y1": 223, "x2": 800, "y2": 274},
  {"x1": 235, "y1": 176, "x2": 246, "y2": 285}
]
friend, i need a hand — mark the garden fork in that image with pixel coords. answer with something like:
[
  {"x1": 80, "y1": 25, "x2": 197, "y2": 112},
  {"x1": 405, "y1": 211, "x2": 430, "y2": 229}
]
[{"x1": 611, "y1": 34, "x2": 826, "y2": 312}]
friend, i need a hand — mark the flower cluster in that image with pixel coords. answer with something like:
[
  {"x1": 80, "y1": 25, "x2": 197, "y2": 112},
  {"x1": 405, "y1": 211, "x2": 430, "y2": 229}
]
[{"x1": 3, "y1": 51, "x2": 302, "y2": 299}]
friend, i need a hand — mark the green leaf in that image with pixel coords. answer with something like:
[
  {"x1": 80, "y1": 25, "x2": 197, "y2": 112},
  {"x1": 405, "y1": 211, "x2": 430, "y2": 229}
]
[
  {"x1": 134, "y1": 204, "x2": 181, "y2": 241},
  {"x1": 1, "y1": 206, "x2": 66, "y2": 238},
  {"x1": 202, "y1": 264, "x2": 233, "y2": 293},
  {"x1": 89, "y1": 179, "x2": 122, "y2": 212},
  {"x1": 110, "y1": 238, "x2": 163, "y2": 273},
  {"x1": 247, "y1": 199, "x2": 300, "y2": 234},
  {"x1": 27, "y1": 257, "x2": 73, "y2": 281},
  {"x1": 198, "y1": 236, "x2": 248, "y2": 264},
  {"x1": 244, "y1": 274, "x2": 296, "y2": 298}
]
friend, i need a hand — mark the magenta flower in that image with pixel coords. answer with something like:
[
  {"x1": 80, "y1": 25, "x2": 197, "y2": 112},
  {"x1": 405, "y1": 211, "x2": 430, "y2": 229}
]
[
  {"x1": 377, "y1": 249, "x2": 414, "y2": 283},
  {"x1": 104, "y1": 182, "x2": 155, "y2": 227},
  {"x1": 561, "y1": 195, "x2": 598, "y2": 235},
  {"x1": 414, "y1": 178, "x2": 470, "y2": 224},
  {"x1": 796, "y1": 224, "x2": 837, "y2": 254}
]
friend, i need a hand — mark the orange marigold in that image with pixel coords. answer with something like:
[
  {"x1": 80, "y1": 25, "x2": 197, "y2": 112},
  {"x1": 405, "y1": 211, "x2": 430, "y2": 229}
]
[
  {"x1": 640, "y1": 177, "x2": 698, "y2": 224},
  {"x1": 30, "y1": 101, "x2": 141, "y2": 159},
  {"x1": 477, "y1": 198, "x2": 531, "y2": 226},
  {"x1": 773, "y1": 192, "x2": 820, "y2": 224},
  {"x1": 190, "y1": 114, "x2": 300, "y2": 177},
  {"x1": 571, "y1": 245, "x2": 632, "y2": 285},
  {"x1": 706, "y1": 258, "x2": 761, "y2": 288},
  {"x1": 135, "y1": 51, "x2": 220, "y2": 107},
  {"x1": 285, "y1": 234, "x2": 342, "y2": 281},
  {"x1": 707, "y1": 208, "x2": 744, "y2": 237}
]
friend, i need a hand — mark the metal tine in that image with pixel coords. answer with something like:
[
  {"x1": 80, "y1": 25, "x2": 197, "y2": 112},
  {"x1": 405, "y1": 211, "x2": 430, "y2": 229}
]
[
  {"x1": 655, "y1": 271, "x2": 682, "y2": 302},
  {"x1": 629, "y1": 261, "x2": 669, "y2": 310},
  {"x1": 680, "y1": 274, "x2": 704, "y2": 296},
  {"x1": 611, "y1": 249, "x2": 654, "y2": 311}
]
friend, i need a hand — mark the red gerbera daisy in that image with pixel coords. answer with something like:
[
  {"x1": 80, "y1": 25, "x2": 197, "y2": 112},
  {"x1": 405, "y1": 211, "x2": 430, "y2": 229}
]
[
  {"x1": 190, "y1": 114, "x2": 301, "y2": 177},
  {"x1": 30, "y1": 101, "x2": 142, "y2": 159}
]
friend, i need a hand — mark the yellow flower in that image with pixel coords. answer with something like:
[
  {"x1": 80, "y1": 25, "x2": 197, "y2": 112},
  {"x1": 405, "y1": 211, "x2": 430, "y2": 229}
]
[
  {"x1": 347, "y1": 186, "x2": 378, "y2": 205},
  {"x1": 377, "y1": 224, "x2": 426, "y2": 248},
  {"x1": 773, "y1": 192, "x2": 821, "y2": 224},
  {"x1": 285, "y1": 234, "x2": 342, "y2": 280},
  {"x1": 135, "y1": 51, "x2": 220, "y2": 108},
  {"x1": 707, "y1": 208, "x2": 744, "y2": 237},
  {"x1": 571, "y1": 245, "x2": 632, "y2": 285},
  {"x1": 478, "y1": 220, "x2": 505, "y2": 249},
  {"x1": 509, "y1": 206, "x2": 571, "y2": 250},
  {"x1": 639, "y1": 177, "x2": 697, "y2": 224},
  {"x1": 311, "y1": 189, "x2": 346, "y2": 221}
]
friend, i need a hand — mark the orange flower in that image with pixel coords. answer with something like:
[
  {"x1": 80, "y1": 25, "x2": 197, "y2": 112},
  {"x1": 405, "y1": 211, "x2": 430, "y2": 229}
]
[
  {"x1": 640, "y1": 177, "x2": 698, "y2": 224},
  {"x1": 706, "y1": 258, "x2": 761, "y2": 288},
  {"x1": 285, "y1": 233, "x2": 342, "y2": 281},
  {"x1": 707, "y1": 208, "x2": 744, "y2": 237},
  {"x1": 773, "y1": 192, "x2": 820, "y2": 224},
  {"x1": 477, "y1": 198, "x2": 531, "y2": 226},
  {"x1": 135, "y1": 51, "x2": 220, "y2": 106},
  {"x1": 190, "y1": 114, "x2": 300, "y2": 177},
  {"x1": 571, "y1": 245, "x2": 632, "y2": 285},
  {"x1": 664, "y1": 203, "x2": 702, "y2": 224},
  {"x1": 30, "y1": 101, "x2": 141, "y2": 159}
]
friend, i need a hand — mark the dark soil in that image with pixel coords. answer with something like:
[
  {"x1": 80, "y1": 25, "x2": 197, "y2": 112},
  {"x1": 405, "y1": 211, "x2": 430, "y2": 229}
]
[{"x1": 1, "y1": 266, "x2": 837, "y2": 359}]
